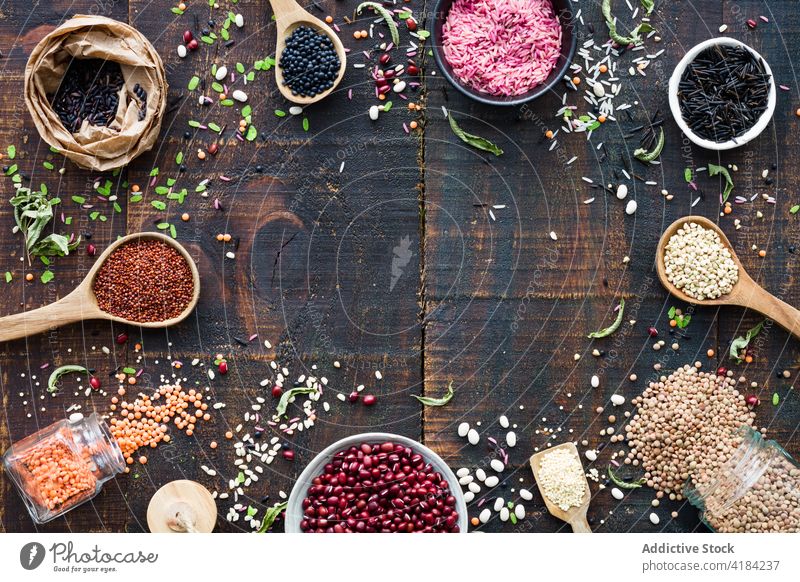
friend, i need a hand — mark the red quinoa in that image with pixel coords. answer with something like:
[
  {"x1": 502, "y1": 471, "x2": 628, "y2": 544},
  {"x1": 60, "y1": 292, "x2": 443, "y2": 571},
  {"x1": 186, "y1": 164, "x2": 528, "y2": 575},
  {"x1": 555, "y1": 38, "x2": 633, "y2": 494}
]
[{"x1": 93, "y1": 240, "x2": 194, "y2": 323}]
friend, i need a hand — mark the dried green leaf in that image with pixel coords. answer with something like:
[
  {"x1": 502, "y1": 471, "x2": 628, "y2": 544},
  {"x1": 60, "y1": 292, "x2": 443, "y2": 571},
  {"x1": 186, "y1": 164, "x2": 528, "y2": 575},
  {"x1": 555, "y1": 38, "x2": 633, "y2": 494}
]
[
  {"x1": 276, "y1": 387, "x2": 318, "y2": 416},
  {"x1": 729, "y1": 320, "x2": 765, "y2": 363},
  {"x1": 48, "y1": 365, "x2": 89, "y2": 393},
  {"x1": 588, "y1": 299, "x2": 625, "y2": 338},
  {"x1": 412, "y1": 381, "x2": 454, "y2": 407},
  {"x1": 356, "y1": 2, "x2": 400, "y2": 45},
  {"x1": 257, "y1": 502, "x2": 287, "y2": 533},
  {"x1": 447, "y1": 113, "x2": 503, "y2": 156},
  {"x1": 708, "y1": 163, "x2": 734, "y2": 203},
  {"x1": 608, "y1": 465, "x2": 646, "y2": 489}
]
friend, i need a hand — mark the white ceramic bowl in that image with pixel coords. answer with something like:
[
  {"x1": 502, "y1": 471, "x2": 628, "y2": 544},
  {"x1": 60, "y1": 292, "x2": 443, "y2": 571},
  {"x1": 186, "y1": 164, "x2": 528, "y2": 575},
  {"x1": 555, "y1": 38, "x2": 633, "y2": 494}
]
[
  {"x1": 285, "y1": 432, "x2": 468, "y2": 533},
  {"x1": 668, "y1": 37, "x2": 776, "y2": 151}
]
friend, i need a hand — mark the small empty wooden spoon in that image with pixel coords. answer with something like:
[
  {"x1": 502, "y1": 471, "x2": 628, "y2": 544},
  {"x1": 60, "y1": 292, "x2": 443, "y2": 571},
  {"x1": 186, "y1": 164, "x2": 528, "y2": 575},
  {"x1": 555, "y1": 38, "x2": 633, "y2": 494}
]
[
  {"x1": 529, "y1": 442, "x2": 592, "y2": 533},
  {"x1": 656, "y1": 215, "x2": 800, "y2": 337},
  {"x1": 147, "y1": 480, "x2": 217, "y2": 533},
  {"x1": 269, "y1": 0, "x2": 347, "y2": 105},
  {"x1": 0, "y1": 232, "x2": 200, "y2": 343}
]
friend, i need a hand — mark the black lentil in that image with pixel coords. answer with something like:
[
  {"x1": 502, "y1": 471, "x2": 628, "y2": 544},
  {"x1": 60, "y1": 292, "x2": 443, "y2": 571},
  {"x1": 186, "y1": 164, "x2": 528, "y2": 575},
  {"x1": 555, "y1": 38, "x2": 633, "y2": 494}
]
[{"x1": 278, "y1": 25, "x2": 340, "y2": 98}]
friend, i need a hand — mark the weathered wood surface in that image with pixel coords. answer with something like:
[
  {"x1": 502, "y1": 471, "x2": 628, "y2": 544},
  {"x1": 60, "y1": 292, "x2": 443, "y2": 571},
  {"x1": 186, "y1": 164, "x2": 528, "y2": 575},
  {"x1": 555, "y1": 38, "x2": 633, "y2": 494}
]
[{"x1": 1, "y1": 0, "x2": 799, "y2": 533}]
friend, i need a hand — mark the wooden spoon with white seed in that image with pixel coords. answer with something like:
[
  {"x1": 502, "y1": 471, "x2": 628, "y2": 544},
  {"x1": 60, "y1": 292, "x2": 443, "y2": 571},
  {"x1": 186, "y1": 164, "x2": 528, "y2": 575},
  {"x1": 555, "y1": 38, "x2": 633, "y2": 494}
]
[
  {"x1": 268, "y1": 0, "x2": 347, "y2": 105},
  {"x1": 656, "y1": 215, "x2": 800, "y2": 338},
  {"x1": 530, "y1": 443, "x2": 592, "y2": 533}
]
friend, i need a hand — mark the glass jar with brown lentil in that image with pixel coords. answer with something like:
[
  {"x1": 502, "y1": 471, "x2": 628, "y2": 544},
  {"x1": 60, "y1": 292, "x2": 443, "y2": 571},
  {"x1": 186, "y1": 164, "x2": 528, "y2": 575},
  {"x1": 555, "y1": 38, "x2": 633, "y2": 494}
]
[{"x1": 686, "y1": 427, "x2": 800, "y2": 533}]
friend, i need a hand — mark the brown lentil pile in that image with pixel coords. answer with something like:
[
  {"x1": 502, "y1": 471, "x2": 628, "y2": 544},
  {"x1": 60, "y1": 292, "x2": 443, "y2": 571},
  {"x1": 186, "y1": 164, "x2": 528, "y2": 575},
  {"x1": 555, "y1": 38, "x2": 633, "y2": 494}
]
[
  {"x1": 109, "y1": 383, "x2": 210, "y2": 468},
  {"x1": 624, "y1": 364, "x2": 755, "y2": 500},
  {"x1": 93, "y1": 240, "x2": 194, "y2": 323},
  {"x1": 698, "y1": 457, "x2": 800, "y2": 533}
]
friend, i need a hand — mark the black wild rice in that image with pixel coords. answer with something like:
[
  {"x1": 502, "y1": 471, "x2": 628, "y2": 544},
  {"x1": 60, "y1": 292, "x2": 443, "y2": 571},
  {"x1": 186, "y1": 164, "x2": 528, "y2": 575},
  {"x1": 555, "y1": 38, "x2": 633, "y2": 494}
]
[
  {"x1": 51, "y1": 59, "x2": 126, "y2": 133},
  {"x1": 677, "y1": 44, "x2": 771, "y2": 143}
]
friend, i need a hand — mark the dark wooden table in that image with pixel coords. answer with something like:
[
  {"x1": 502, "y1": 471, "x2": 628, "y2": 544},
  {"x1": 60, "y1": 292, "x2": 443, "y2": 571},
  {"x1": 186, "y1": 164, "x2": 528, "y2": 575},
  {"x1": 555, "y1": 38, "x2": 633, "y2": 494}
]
[{"x1": 1, "y1": 0, "x2": 798, "y2": 533}]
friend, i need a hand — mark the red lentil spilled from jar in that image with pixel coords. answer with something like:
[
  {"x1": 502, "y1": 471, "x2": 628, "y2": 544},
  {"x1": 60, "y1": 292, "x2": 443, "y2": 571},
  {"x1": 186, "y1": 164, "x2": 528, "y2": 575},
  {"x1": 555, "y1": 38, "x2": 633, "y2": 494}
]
[{"x1": 93, "y1": 240, "x2": 194, "y2": 323}]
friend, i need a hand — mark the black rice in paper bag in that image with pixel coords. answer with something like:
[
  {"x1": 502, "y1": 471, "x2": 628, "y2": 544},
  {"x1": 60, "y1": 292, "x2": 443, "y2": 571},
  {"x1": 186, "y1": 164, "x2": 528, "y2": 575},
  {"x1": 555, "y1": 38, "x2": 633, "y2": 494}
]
[{"x1": 24, "y1": 15, "x2": 168, "y2": 172}]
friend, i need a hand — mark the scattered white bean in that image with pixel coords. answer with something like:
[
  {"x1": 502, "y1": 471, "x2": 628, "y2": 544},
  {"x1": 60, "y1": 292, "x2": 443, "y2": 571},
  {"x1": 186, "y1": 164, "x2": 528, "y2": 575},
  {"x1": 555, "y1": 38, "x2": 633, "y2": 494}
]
[
  {"x1": 506, "y1": 431, "x2": 517, "y2": 448},
  {"x1": 479, "y1": 508, "x2": 491, "y2": 524},
  {"x1": 232, "y1": 90, "x2": 248, "y2": 102},
  {"x1": 585, "y1": 449, "x2": 598, "y2": 462},
  {"x1": 520, "y1": 488, "x2": 533, "y2": 501},
  {"x1": 467, "y1": 428, "x2": 480, "y2": 445},
  {"x1": 235, "y1": 13, "x2": 244, "y2": 28},
  {"x1": 626, "y1": 199, "x2": 638, "y2": 215},
  {"x1": 591, "y1": 375, "x2": 600, "y2": 388},
  {"x1": 475, "y1": 468, "x2": 487, "y2": 482},
  {"x1": 484, "y1": 476, "x2": 499, "y2": 488},
  {"x1": 456, "y1": 468, "x2": 470, "y2": 478},
  {"x1": 457, "y1": 422, "x2": 470, "y2": 437},
  {"x1": 611, "y1": 394, "x2": 626, "y2": 406},
  {"x1": 650, "y1": 512, "x2": 660, "y2": 525},
  {"x1": 493, "y1": 498, "x2": 505, "y2": 512},
  {"x1": 369, "y1": 105, "x2": 380, "y2": 121},
  {"x1": 499, "y1": 415, "x2": 509, "y2": 429},
  {"x1": 616, "y1": 184, "x2": 628, "y2": 200},
  {"x1": 468, "y1": 482, "x2": 481, "y2": 494},
  {"x1": 515, "y1": 504, "x2": 526, "y2": 519},
  {"x1": 490, "y1": 459, "x2": 505, "y2": 473},
  {"x1": 215, "y1": 66, "x2": 228, "y2": 81},
  {"x1": 177, "y1": 45, "x2": 187, "y2": 58},
  {"x1": 611, "y1": 487, "x2": 624, "y2": 500},
  {"x1": 500, "y1": 507, "x2": 510, "y2": 522}
]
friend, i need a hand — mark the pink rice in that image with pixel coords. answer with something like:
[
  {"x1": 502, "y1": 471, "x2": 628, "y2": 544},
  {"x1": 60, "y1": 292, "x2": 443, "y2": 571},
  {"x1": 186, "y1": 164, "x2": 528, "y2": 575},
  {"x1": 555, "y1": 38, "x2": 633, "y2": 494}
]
[{"x1": 442, "y1": 0, "x2": 562, "y2": 97}]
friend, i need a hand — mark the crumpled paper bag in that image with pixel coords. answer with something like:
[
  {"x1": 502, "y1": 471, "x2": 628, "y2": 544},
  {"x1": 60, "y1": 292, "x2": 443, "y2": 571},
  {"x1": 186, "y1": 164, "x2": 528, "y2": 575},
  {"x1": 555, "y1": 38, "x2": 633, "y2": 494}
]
[{"x1": 24, "y1": 15, "x2": 168, "y2": 172}]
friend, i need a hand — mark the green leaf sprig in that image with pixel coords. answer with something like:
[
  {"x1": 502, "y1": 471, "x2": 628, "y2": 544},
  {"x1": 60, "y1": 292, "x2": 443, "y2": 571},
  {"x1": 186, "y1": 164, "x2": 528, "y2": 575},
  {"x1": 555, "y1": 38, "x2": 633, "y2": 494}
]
[
  {"x1": 588, "y1": 299, "x2": 626, "y2": 338},
  {"x1": 10, "y1": 186, "x2": 78, "y2": 264}
]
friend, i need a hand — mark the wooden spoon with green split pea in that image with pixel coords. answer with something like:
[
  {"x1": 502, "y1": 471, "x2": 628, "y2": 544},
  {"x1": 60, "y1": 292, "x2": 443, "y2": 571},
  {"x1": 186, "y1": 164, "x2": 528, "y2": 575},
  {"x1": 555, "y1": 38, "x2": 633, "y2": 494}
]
[
  {"x1": 656, "y1": 215, "x2": 800, "y2": 338},
  {"x1": 0, "y1": 232, "x2": 200, "y2": 343},
  {"x1": 268, "y1": 0, "x2": 347, "y2": 105}
]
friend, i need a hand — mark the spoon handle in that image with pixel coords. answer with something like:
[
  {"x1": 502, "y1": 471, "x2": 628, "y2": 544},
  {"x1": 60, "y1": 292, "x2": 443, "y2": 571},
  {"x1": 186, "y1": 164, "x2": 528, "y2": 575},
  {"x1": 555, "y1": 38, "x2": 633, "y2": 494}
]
[
  {"x1": 569, "y1": 511, "x2": 592, "y2": 533},
  {"x1": 0, "y1": 290, "x2": 92, "y2": 343},
  {"x1": 748, "y1": 285, "x2": 800, "y2": 338},
  {"x1": 267, "y1": 0, "x2": 307, "y2": 27}
]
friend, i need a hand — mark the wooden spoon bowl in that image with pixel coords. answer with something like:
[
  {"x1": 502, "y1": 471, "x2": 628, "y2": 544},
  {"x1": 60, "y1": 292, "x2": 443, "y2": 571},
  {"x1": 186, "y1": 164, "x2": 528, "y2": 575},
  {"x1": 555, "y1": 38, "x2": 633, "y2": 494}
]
[
  {"x1": 529, "y1": 442, "x2": 592, "y2": 533},
  {"x1": 656, "y1": 215, "x2": 800, "y2": 336},
  {"x1": 0, "y1": 232, "x2": 200, "y2": 343},
  {"x1": 270, "y1": 0, "x2": 347, "y2": 106}
]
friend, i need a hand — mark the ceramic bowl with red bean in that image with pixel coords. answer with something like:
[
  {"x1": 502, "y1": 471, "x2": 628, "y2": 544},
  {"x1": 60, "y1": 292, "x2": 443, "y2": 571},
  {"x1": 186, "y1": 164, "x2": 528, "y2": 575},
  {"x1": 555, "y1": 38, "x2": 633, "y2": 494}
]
[{"x1": 286, "y1": 433, "x2": 468, "y2": 533}]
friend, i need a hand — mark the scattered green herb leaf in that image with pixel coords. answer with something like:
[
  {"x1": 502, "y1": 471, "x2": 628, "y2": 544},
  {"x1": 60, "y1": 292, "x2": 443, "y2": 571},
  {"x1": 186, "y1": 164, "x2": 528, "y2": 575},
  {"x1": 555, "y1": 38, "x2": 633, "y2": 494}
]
[
  {"x1": 730, "y1": 320, "x2": 765, "y2": 363},
  {"x1": 708, "y1": 163, "x2": 734, "y2": 203}
]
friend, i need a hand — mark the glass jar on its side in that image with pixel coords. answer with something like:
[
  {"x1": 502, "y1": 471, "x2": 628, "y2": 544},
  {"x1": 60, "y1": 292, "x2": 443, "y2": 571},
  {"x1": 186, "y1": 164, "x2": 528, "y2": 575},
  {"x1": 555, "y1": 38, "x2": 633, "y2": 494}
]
[
  {"x1": 2, "y1": 413, "x2": 125, "y2": 524},
  {"x1": 686, "y1": 426, "x2": 800, "y2": 533}
]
